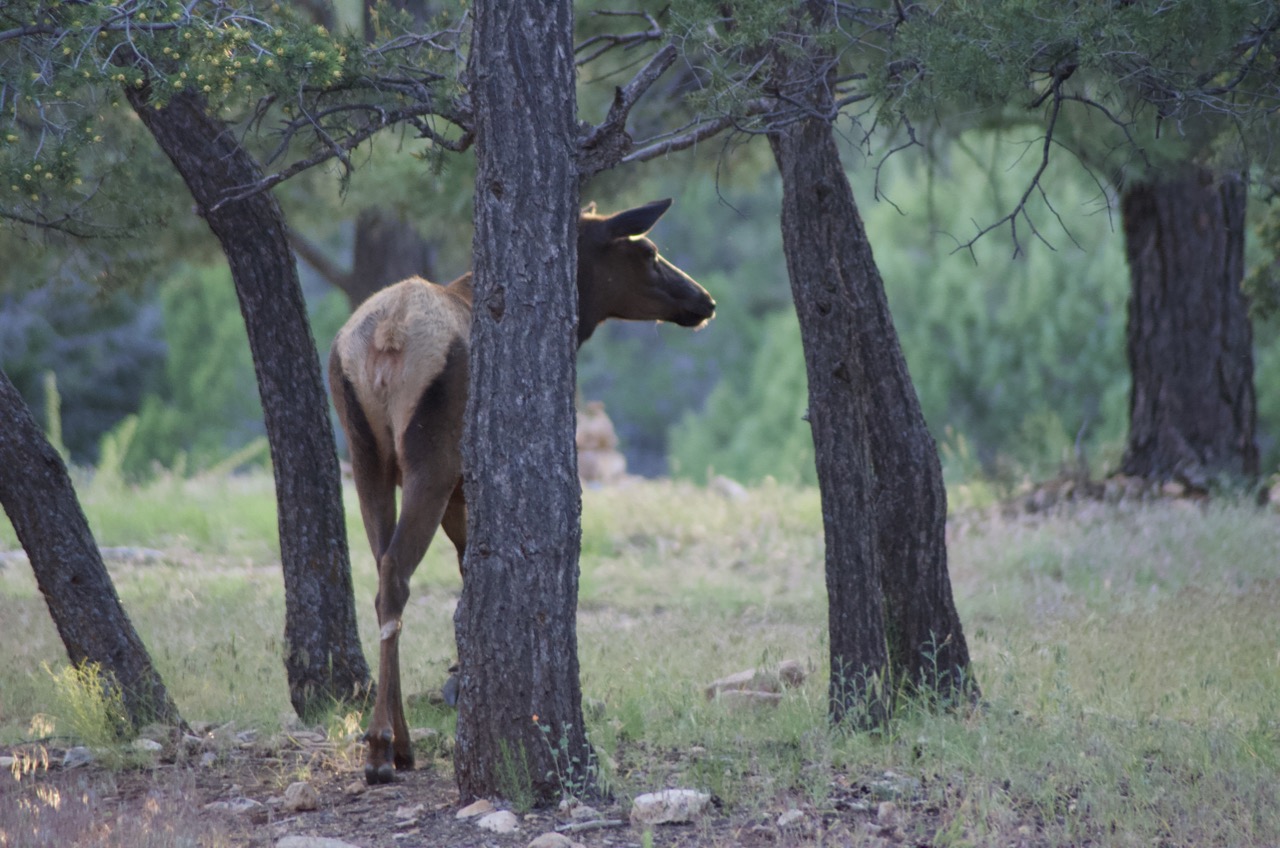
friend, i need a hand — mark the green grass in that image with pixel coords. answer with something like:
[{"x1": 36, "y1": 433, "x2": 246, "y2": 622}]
[{"x1": 2, "y1": 472, "x2": 1278, "y2": 845}]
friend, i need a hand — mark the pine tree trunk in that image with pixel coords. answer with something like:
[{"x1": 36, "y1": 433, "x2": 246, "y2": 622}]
[
  {"x1": 768, "y1": 12, "x2": 977, "y2": 716},
  {"x1": 1120, "y1": 167, "x2": 1258, "y2": 486},
  {"x1": 126, "y1": 87, "x2": 371, "y2": 718},
  {"x1": 0, "y1": 369, "x2": 183, "y2": 732},
  {"x1": 768, "y1": 120, "x2": 889, "y2": 725},
  {"x1": 347, "y1": 207, "x2": 436, "y2": 308},
  {"x1": 453, "y1": 0, "x2": 589, "y2": 804}
]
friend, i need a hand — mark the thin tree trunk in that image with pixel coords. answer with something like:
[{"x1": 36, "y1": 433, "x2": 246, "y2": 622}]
[
  {"x1": 769, "y1": 119, "x2": 889, "y2": 725},
  {"x1": 0, "y1": 369, "x2": 183, "y2": 732},
  {"x1": 125, "y1": 86, "x2": 371, "y2": 718},
  {"x1": 768, "y1": 7, "x2": 977, "y2": 715},
  {"x1": 1119, "y1": 167, "x2": 1258, "y2": 486},
  {"x1": 453, "y1": 0, "x2": 589, "y2": 804}
]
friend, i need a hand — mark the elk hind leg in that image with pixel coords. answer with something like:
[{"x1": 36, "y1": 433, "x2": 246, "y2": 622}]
[{"x1": 366, "y1": 342, "x2": 467, "y2": 784}]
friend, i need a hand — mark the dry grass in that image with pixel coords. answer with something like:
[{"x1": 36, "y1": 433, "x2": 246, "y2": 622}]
[{"x1": 2, "y1": 474, "x2": 1279, "y2": 846}]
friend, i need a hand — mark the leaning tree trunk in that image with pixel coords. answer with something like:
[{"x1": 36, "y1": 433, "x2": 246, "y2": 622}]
[
  {"x1": 1119, "y1": 167, "x2": 1258, "y2": 486},
  {"x1": 125, "y1": 86, "x2": 371, "y2": 718},
  {"x1": 0, "y1": 369, "x2": 183, "y2": 732},
  {"x1": 768, "y1": 124, "x2": 888, "y2": 725},
  {"x1": 453, "y1": 0, "x2": 589, "y2": 804},
  {"x1": 768, "y1": 8, "x2": 976, "y2": 714}
]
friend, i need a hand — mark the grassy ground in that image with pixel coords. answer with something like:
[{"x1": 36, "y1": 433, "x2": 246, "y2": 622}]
[{"x1": 1, "y1": 473, "x2": 1278, "y2": 846}]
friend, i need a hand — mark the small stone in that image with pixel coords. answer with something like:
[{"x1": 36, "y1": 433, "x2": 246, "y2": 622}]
[
  {"x1": 0, "y1": 756, "x2": 14, "y2": 770},
  {"x1": 528, "y1": 833, "x2": 581, "y2": 848},
  {"x1": 713, "y1": 690, "x2": 783, "y2": 708},
  {"x1": 476, "y1": 810, "x2": 520, "y2": 833},
  {"x1": 343, "y1": 780, "x2": 366, "y2": 796},
  {"x1": 710, "y1": 475, "x2": 748, "y2": 501},
  {"x1": 408, "y1": 728, "x2": 438, "y2": 743},
  {"x1": 131, "y1": 738, "x2": 163, "y2": 753},
  {"x1": 204, "y1": 798, "x2": 264, "y2": 815},
  {"x1": 570, "y1": 804, "x2": 601, "y2": 821},
  {"x1": 282, "y1": 781, "x2": 320, "y2": 812},
  {"x1": 199, "y1": 752, "x2": 218, "y2": 768},
  {"x1": 394, "y1": 803, "x2": 425, "y2": 820},
  {"x1": 62, "y1": 747, "x2": 93, "y2": 769},
  {"x1": 456, "y1": 798, "x2": 495, "y2": 819},
  {"x1": 630, "y1": 789, "x2": 711, "y2": 826},
  {"x1": 876, "y1": 801, "x2": 898, "y2": 824},
  {"x1": 777, "y1": 808, "x2": 805, "y2": 828},
  {"x1": 275, "y1": 837, "x2": 365, "y2": 848}
]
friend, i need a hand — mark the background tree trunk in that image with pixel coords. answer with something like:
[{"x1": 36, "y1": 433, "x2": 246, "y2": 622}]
[
  {"x1": 453, "y1": 0, "x2": 589, "y2": 804},
  {"x1": 126, "y1": 86, "x2": 371, "y2": 718},
  {"x1": 768, "y1": 8, "x2": 977, "y2": 714},
  {"x1": 0, "y1": 369, "x2": 183, "y2": 732},
  {"x1": 291, "y1": 209, "x2": 438, "y2": 311},
  {"x1": 1119, "y1": 167, "x2": 1258, "y2": 486}
]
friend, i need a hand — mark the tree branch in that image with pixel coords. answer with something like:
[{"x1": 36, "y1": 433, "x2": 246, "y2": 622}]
[{"x1": 578, "y1": 43, "x2": 678, "y2": 177}]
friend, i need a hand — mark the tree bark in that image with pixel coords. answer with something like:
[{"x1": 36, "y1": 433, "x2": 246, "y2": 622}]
[
  {"x1": 453, "y1": 0, "x2": 589, "y2": 804},
  {"x1": 768, "y1": 8, "x2": 977, "y2": 718},
  {"x1": 126, "y1": 86, "x2": 371, "y2": 718},
  {"x1": 769, "y1": 119, "x2": 889, "y2": 725},
  {"x1": 0, "y1": 369, "x2": 183, "y2": 732},
  {"x1": 1119, "y1": 167, "x2": 1258, "y2": 486}
]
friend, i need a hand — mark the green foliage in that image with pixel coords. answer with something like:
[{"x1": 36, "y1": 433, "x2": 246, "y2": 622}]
[
  {"x1": 669, "y1": 308, "x2": 814, "y2": 485},
  {"x1": 104, "y1": 263, "x2": 263, "y2": 477},
  {"x1": 869, "y1": 136, "x2": 1132, "y2": 479},
  {"x1": 671, "y1": 132, "x2": 1131, "y2": 485},
  {"x1": 0, "y1": 280, "x2": 166, "y2": 461}
]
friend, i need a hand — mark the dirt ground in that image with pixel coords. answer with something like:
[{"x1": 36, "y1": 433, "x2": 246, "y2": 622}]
[{"x1": 1, "y1": 734, "x2": 936, "y2": 848}]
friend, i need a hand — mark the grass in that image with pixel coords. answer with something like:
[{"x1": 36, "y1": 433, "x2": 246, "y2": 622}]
[{"x1": 2, "y1": 471, "x2": 1279, "y2": 845}]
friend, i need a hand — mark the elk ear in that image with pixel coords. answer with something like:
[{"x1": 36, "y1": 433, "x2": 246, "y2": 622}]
[{"x1": 604, "y1": 198, "x2": 673, "y2": 239}]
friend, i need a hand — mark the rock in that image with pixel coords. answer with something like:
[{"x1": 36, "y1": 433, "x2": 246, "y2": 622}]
[
  {"x1": 630, "y1": 789, "x2": 711, "y2": 826},
  {"x1": 204, "y1": 798, "x2": 264, "y2": 815},
  {"x1": 282, "y1": 781, "x2": 320, "y2": 812},
  {"x1": 275, "y1": 837, "x2": 365, "y2": 848},
  {"x1": 528, "y1": 833, "x2": 583, "y2": 848},
  {"x1": 62, "y1": 747, "x2": 94, "y2": 769},
  {"x1": 710, "y1": 475, "x2": 748, "y2": 501},
  {"x1": 705, "y1": 660, "x2": 806, "y2": 699},
  {"x1": 876, "y1": 801, "x2": 898, "y2": 824},
  {"x1": 777, "y1": 808, "x2": 805, "y2": 828},
  {"x1": 868, "y1": 771, "x2": 921, "y2": 801},
  {"x1": 342, "y1": 780, "x2": 366, "y2": 796},
  {"x1": 476, "y1": 810, "x2": 520, "y2": 833},
  {"x1": 456, "y1": 798, "x2": 495, "y2": 819},
  {"x1": 569, "y1": 804, "x2": 602, "y2": 821},
  {"x1": 394, "y1": 803, "x2": 425, "y2": 820},
  {"x1": 0, "y1": 756, "x2": 14, "y2": 770},
  {"x1": 131, "y1": 738, "x2": 163, "y2": 753},
  {"x1": 713, "y1": 690, "x2": 783, "y2": 708},
  {"x1": 199, "y1": 752, "x2": 218, "y2": 768}
]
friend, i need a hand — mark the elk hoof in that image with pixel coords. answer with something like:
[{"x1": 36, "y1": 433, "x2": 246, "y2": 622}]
[
  {"x1": 395, "y1": 750, "x2": 415, "y2": 772},
  {"x1": 365, "y1": 763, "x2": 397, "y2": 785}
]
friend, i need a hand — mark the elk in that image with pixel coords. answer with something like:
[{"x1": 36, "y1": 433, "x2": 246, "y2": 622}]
[{"x1": 328, "y1": 199, "x2": 715, "y2": 784}]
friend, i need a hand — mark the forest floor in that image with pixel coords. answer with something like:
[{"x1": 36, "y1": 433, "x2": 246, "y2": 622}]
[
  {"x1": 2, "y1": 733, "x2": 946, "y2": 848},
  {"x1": 4, "y1": 476, "x2": 1279, "y2": 848}
]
